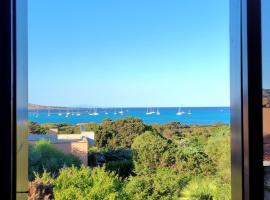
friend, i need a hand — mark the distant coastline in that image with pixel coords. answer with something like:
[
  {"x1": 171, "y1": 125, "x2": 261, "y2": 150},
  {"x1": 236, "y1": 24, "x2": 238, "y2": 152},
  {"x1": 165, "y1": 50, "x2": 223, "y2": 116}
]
[
  {"x1": 29, "y1": 103, "x2": 230, "y2": 110},
  {"x1": 28, "y1": 103, "x2": 76, "y2": 110}
]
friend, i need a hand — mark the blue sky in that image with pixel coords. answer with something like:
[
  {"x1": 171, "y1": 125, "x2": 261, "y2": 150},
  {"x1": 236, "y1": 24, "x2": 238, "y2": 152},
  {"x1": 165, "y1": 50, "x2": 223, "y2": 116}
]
[{"x1": 29, "y1": 0, "x2": 229, "y2": 107}]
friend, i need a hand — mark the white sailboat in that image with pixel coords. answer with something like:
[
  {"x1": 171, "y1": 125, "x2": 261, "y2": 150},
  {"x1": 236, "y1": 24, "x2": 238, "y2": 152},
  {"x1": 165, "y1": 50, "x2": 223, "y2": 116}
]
[
  {"x1": 156, "y1": 108, "x2": 160, "y2": 115},
  {"x1": 176, "y1": 107, "x2": 183, "y2": 115},
  {"x1": 92, "y1": 108, "x2": 99, "y2": 116},
  {"x1": 65, "y1": 109, "x2": 69, "y2": 117},
  {"x1": 118, "y1": 108, "x2": 124, "y2": 115},
  {"x1": 146, "y1": 108, "x2": 151, "y2": 115},
  {"x1": 35, "y1": 109, "x2": 39, "y2": 118},
  {"x1": 75, "y1": 108, "x2": 80, "y2": 116},
  {"x1": 88, "y1": 108, "x2": 93, "y2": 115},
  {"x1": 88, "y1": 108, "x2": 92, "y2": 115},
  {"x1": 188, "y1": 110, "x2": 192, "y2": 115},
  {"x1": 58, "y1": 109, "x2": 62, "y2": 116},
  {"x1": 48, "y1": 109, "x2": 51, "y2": 117},
  {"x1": 113, "y1": 108, "x2": 117, "y2": 115}
]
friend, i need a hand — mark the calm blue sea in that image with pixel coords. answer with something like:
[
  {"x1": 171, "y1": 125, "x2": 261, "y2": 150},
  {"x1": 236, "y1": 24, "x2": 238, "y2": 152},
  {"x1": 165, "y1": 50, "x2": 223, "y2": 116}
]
[{"x1": 28, "y1": 107, "x2": 230, "y2": 125}]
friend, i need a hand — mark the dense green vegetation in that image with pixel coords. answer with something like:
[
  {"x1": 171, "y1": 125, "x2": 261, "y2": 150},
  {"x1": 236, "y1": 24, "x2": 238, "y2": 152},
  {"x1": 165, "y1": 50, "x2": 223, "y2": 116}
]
[
  {"x1": 29, "y1": 121, "x2": 81, "y2": 134},
  {"x1": 88, "y1": 147, "x2": 134, "y2": 178},
  {"x1": 31, "y1": 117, "x2": 231, "y2": 199},
  {"x1": 85, "y1": 117, "x2": 151, "y2": 148},
  {"x1": 29, "y1": 140, "x2": 81, "y2": 180},
  {"x1": 29, "y1": 121, "x2": 47, "y2": 134}
]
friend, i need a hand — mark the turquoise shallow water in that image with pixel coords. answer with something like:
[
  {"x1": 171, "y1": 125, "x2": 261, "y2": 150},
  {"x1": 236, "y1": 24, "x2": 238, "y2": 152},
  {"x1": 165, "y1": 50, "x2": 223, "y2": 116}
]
[{"x1": 29, "y1": 107, "x2": 230, "y2": 125}]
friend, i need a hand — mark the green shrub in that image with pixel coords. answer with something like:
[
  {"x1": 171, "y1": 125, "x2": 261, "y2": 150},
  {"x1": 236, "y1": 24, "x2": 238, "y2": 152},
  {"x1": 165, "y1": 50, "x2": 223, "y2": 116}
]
[
  {"x1": 29, "y1": 121, "x2": 47, "y2": 134},
  {"x1": 124, "y1": 168, "x2": 189, "y2": 200},
  {"x1": 29, "y1": 140, "x2": 81, "y2": 180},
  {"x1": 58, "y1": 125, "x2": 81, "y2": 134},
  {"x1": 131, "y1": 131, "x2": 176, "y2": 174},
  {"x1": 180, "y1": 178, "x2": 217, "y2": 200},
  {"x1": 124, "y1": 175, "x2": 153, "y2": 200},
  {"x1": 52, "y1": 166, "x2": 125, "y2": 200},
  {"x1": 175, "y1": 145, "x2": 215, "y2": 176},
  {"x1": 103, "y1": 148, "x2": 133, "y2": 161},
  {"x1": 88, "y1": 147, "x2": 134, "y2": 178},
  {"x1": 158, "y1": 122, "x2": 183, "y2": 140},
  {"x1": 205, "y1": 127, "x2": 231, "y2": 184},
  {"x1": 92, "y1": 117, "x2": 148, "y2": 148},
  {"x1": 151, "y1": 168, "x2": 189, "y2": 200},
  {"x1": 105, "y1": 159, "x2": 134, "y2": 178},
  {"x1": 42, "y1": 123, "x2": 81, "y2": 134}
]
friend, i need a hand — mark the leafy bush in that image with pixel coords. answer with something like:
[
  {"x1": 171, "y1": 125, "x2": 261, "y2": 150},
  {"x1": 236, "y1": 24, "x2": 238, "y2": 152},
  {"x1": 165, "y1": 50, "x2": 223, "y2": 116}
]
[
  {"x1": 103, "y1": 148, "x2": 133, "y2": 161},
  {"x1": 179, "y1": 177, "x2": 231, "y2": 200},
  {"x1": 132, "y1": 131, "x2": 176, "y2": 173},
  {"x1": 175, "y1": 144, "x2": 215, "y2": 176},
  {"x1": 125, "y1": 168, "x2": 189, "y2": 200},
  {"x1": 94, "y1": 119, "x2": 116, "y2": 148},
  {"x1": 180, "y1": 178, "x2": 217, "y2": 200},
  {"x1": 91, "y1": 117, "x2": 148, "y2": 148},
  {"x1": 38, "y1": 166, "x2": 125, "y2": 200},
  {"x1": 29, "y1": 140, "x2": 81, "y2": 180},
  {"x1": 205, "y1": 126, "x2": 231, "y2": 183},
  {"x1": 114, "y1": 117, "x2": 148, "y2": 147},
  {"x1": 58, "y1": 125, "x2": 81, "y2": 134},
  {"x1": 29, "y1": 121, "x2": 47, "y2": 134},
  {"x1": 105, "y1": 159, "x2": 134, "y2": 178},
  {"x1": 124, "y1": 175, "x2": 153, "y2": 200},
  {"x1": 41, "y1": 122, "x2": 81, "y2": 134},
  {"x1": 153, "y1": 122, "x2": 184, "y2": 140},
  {"x1": 88, "y1": 147, "x2": 134, "y2": 178}
]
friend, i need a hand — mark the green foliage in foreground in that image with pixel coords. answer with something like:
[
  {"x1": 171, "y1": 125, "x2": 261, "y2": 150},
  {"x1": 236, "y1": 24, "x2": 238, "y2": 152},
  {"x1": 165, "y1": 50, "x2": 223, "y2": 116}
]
[
  {"x1": 30, "y1": 119, "x2": 231, "y2": 200},
  {"x1": 88, "y1": 147, "x2": 134, "y2": 178},
  {"x1": 180, "y1": 177, "x2": 231, "y2": 200},
  {"x1": 38, "y1": 166, "x2": 189, "y2": 200},
  {"x1": 37, "y1": 166, "x2": 229, "y2": 200},
  {"x1": 180, "y1": 178, "x2": 218, "y2": 200},
  {"x1": 38, "y1": 166, "x2": 125, "y2": 200},
  {"x1": 125, "y1": 168, "x2": 189, "y2": 200},
  {"x1": 29, "y1": 140, "x2": 81, "y2": 180}
]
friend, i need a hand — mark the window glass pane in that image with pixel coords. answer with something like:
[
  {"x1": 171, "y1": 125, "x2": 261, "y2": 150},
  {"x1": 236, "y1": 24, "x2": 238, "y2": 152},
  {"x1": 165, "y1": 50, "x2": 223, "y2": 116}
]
[{"x1": 28, "y1": 1, "x2": 231, "y2": 199}]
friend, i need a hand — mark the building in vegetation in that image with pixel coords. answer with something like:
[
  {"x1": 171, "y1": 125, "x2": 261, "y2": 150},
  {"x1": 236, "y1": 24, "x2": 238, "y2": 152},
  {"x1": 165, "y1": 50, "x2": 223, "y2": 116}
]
[{"x1": 28, "y1": 129, "x2": 95, "y2": 165}]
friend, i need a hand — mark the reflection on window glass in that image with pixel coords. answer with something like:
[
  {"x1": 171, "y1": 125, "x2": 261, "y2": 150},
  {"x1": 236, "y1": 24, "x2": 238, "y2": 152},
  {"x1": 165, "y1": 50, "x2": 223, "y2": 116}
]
[{"x1": 262, "y1": 0, "x2": 270, "y2": 198}]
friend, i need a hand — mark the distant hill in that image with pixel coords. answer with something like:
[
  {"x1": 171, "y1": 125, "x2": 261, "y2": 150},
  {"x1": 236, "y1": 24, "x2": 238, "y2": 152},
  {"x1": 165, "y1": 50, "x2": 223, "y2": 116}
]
[{"x1": 28, "y1": 103, "x2": 75, "y2": 110}]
